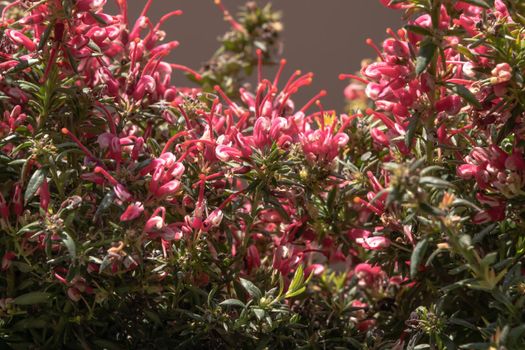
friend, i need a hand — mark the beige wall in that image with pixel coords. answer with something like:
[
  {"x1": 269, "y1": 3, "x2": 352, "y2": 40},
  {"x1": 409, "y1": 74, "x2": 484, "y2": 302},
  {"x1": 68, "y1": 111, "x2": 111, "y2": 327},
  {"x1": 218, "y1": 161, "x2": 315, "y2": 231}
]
[{"x1": 108, "y1": 0, "x2": 401, "y2": 110}]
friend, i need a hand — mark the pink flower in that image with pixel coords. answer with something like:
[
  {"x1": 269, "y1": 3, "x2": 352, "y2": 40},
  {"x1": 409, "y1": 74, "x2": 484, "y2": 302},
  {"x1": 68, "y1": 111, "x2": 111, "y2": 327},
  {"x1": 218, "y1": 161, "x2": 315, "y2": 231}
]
[
  {"x1": 357, "y1": 319, "x2": 376, "y2": 332},
  {"x1": 19, "y1": 13, "x2": 45, "y2": 25},
  {"x1": 144, "y1": 215, "x2": 164, "y2": 233},
  {"x1": 246, "y1": 245, "x2": 261, "y2": 272},
  {"x1": 473, "y1": 193, "x2": 506, "y2": 224},
  {"x1": 356, "y1": 236, "x2": 391, "y2": 250},
  {"x1": 5, "y1": 29, "x2": 36, "y2": 51},
  {"x1": 170, "y1": 162, "x2": 185, "y2": 178},
  {"x1": 435, "y1": 95, "x2": 463, "y2": 115},
  {"x1": 304, "y1": 264, "x2": 325, "y2": 277},
  {"x1": 12, "y1": 183, "x2": 23, "y2": 217},
  {"x1": 300, "y1": 125, "x2": 349, "y2": 164},
  {"x1": 379, "y1": 0, "x2": 406, "y2": 9},
  {"x1": 120, "y1": 202, "x2": 144, "y2": 221},
  {"x1": 133, "y1": 75, "x2": 156, "y2": 101},
  {"x1": 491, "y1": 63, "x2": 512, "y2": 84},
  {"x1": 382, "y1": 38, "x2": 409, "y2": 58},
  {"x1": 67, "y1": 288, "x2": 82, "y2": 302},
  {"x1": 505, "y1": 152, "x2": 525, "y2": 171},
  {"x1": 348, "y1": 228, "x2": 372, "y2": 240},
  {"x1": 457, "y1": 164, "x2": 479, "y2": 179},
  {"x1": 202, "y1": 209, "x2": 224, "y2": 231},
  {"x1": 160, "y1": 225, "x2": 183, "y2": 241},
  {"x1": 94, "y1": 167, "x2": 132, "y2": 202},
  {"x1": 350, "y1": 228, "x2": 391, "y2": 250},
  {"x1": 215, "y1": 144, "x2": 243, "y2": 162},
  {"x1": 97, "y1": 132, "x2": 114, "y2": 149},
  {"x1": 354, "y1": 263, "x2": 385, "y2": 288},
  {"x1": 76, "y1": 0, "x2": 107, "y2": 12},
  {"x1": 114, "y1": 184, "x2": 132, "y2": 202},
  {"x1": 38, "y1": 178, "x2": 50, "y2": 212},
  {"x1": 156, "y1": 179, "x2": 181, "y2": 197}
]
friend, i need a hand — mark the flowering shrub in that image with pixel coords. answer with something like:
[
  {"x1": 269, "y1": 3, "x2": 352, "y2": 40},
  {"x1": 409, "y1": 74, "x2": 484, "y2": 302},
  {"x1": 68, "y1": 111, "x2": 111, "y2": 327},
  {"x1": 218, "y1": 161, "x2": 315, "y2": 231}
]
[{"x1": 1, "y1": 0, "x2": 524, "y2": 348}]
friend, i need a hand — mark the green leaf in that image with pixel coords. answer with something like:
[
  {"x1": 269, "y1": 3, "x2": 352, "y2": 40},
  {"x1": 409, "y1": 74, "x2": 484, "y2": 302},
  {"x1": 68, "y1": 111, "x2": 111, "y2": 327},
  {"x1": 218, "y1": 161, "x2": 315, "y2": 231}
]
[
  {"x1": 448, "y1": 317, "x2": 478, "y2": 331},
  {"x1": 253, "y1": 308, "x2": 265, "y2": 320},
  {"x1": 60, "y1": 231, "x2": 76, "y2": 258},
  {"x1": 220, "y1": 299, "x2": 246, "y2": 308},
  {"x1": 99, "y1": 255, "x2": 112, "y2": 273},
  {"x1": 405, "y1": 25, "x2": 433, "y2": 36},
  {"x1": 13, "y1": 292, "x2": 52, "y2": 305},
  {"x1": 37, "y1": 22, "x2": 54, "y2": 51},
  {"x1": 89, "y1": 11, "x2": 108, "y2": 25},
  {"x1": 92, "y1": 339, "x2": 124, "y2": 350},
  {"x1": 94, "y1": 191, "x2": 115, "y2": 221},
  {"x1": 508, "y1": 324, "x2": 525, "y2": 347},
  {"x1": 11, "y1": 141, "x2": 32, "y2": 155},
  {"x1": 12, "y1": 316, "x2": 50, "y2": 330},
  {"x1": 419, "y1": 203, "x2": 446, "y2": 216},
  {"x1": 459, "y1": 343, "x2": 491, "y2": 350},
  {"x1": 287, "y1": 264, "x2": 305, "y2": 295},
  {"x1": 480, "y1": 251, "x2": 498, "y2": 267},
  {"x1": 445, "y1": 83, "x2": 482, "y2": 109},
  {"x1": 239, "y1": 278, "x2": 262, "y2": 300},
  {"x1": 415, "y1": 40, "x2": 436, "y2": 75},
  {"x1": 441, "y1": 278, "x2": 476, "y2": 292},
  {"x1": 64, "y1": 47, "x2": 79, "y2": 74},
  {"x1": 24, "y1": 168, "x2": 45, "y2": 205},
  {"x1": 420, "y1": 165, "x2": 445, "y2": 176},
  {"x1": 425, "y1": 247, "x2": 445, "y2": 267},
  {"x1": 410, "y1": 238, "x2": 429, "y2": 279},
  {"x1": 460, "y1": 0, "x2": 491, "y2": 9},
  {"x1": 87, "y1": 40, "x2": 102, "y2": 54},
  {"x1": 284, "y1": 286, "x2": 306, "y2": 299},
  {"x1": 496, "y1": 105, "x2": 522, "y2": 143},
  {"x1": 144, "y1": 310, "x2": 162, "y2": 327},
  {"x1": 419, "y1": 176, "x2": 455, "y2": 189},
  {"x1": 440, "y1": 336, "x2": 457, "y2": 350},
  {"x1": 16, "y1": 221, "x2": 42, "y2": 236},
  {"x1": 405, "y1": 112, "x2": 420, "y2": 147}
]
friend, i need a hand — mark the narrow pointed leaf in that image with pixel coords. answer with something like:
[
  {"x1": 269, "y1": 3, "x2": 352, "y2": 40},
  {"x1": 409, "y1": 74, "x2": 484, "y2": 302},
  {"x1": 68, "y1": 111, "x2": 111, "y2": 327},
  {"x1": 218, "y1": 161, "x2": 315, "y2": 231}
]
[
  {"x1": 416, "y1": 41, "x2": 437, "y2": 75},
  {"x1": 410, "y1": 238, "x2": 429, "y2": 279},
  {"x1": 239, "y1": 278, "x2": 262, "y2": 300},
  {"x1": 61, "y1": 231, "x2": 76, "y2": 258},
  {"x1": 24, "y1": 168, "x2": 45, "y2": 204},
  {"x1": 445, "y1": 83, "x2": 482, "y2": 109},
  {"x1": 13, "y1": 292, "x2": 52, "y2": 305},
  {"x1": 460, "y1": 0, "x2": 491, "y2": 9},
  {"x1": 220, "y1": 299, "x2": 246, "y2": 308}
]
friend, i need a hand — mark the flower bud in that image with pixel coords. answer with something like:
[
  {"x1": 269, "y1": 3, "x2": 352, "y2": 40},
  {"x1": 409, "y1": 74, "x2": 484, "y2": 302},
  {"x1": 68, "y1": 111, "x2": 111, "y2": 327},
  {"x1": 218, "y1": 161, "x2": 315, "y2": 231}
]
[
  {"x1": 5, "y1": 30, "x2": 36, "y2": 51},
  {"x1": 215, "y1": 144, "x2": 243, "y2": 162},
  {"x1": 1, "y1": 252, "x2": 16, "y2": 271},
  {"x1": 491, "y1": 63, "x2": 512, "y2": 84},
  {"x1": 120, "y1": 202, "x2": 144, "y2": 221},
  {"x1": 202, "y1": 209, "x2": 223, "y2": 231},
  {"x1": 12, "y1": 183, "x2": 23, "y2": 217}
]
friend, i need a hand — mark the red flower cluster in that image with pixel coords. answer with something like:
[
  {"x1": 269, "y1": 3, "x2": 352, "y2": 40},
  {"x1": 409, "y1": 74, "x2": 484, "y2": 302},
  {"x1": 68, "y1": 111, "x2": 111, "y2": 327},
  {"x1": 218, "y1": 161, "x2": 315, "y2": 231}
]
[{"x1": 1, "y1": 0, "x2": 525, "y2": 347}]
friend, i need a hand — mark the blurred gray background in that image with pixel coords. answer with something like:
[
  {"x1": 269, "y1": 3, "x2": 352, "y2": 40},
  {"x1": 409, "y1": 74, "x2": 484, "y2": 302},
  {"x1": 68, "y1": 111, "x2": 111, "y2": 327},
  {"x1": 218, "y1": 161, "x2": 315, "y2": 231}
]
[{"x1": 107, "y1": 0, "x2": 401, "y2": 110}]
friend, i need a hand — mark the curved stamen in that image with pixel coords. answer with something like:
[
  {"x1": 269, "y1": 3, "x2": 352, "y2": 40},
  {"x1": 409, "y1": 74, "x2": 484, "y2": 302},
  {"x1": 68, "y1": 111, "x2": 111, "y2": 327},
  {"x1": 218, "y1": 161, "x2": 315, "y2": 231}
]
[
  {"x1": 353, "y1": 197, "x2": 383, "y2": 216},
  {"x1": 170, "y1": 63, "x2": 202, "y2": 80},
  {"x1": 162, "y1": 130, "x2": 189, "y2": 154},
  {"x1": 273, "y1": 59, "x2": 287, "y2": 88},
  {"x1": 214, "y1": 0, "x2": 245, "y2": 33},
  {"x1": 339, "y1": 73, "x2": 369, "y2": 85},
  {"x1": 61, "y1": 128, "x2": 101, "y2": 164},
  {"x1": 366, "y1": 38, "x2": 384, "y2": 61},
  {"x1": 300, "y1": 90, "x2": 327, "y2": 114}
]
